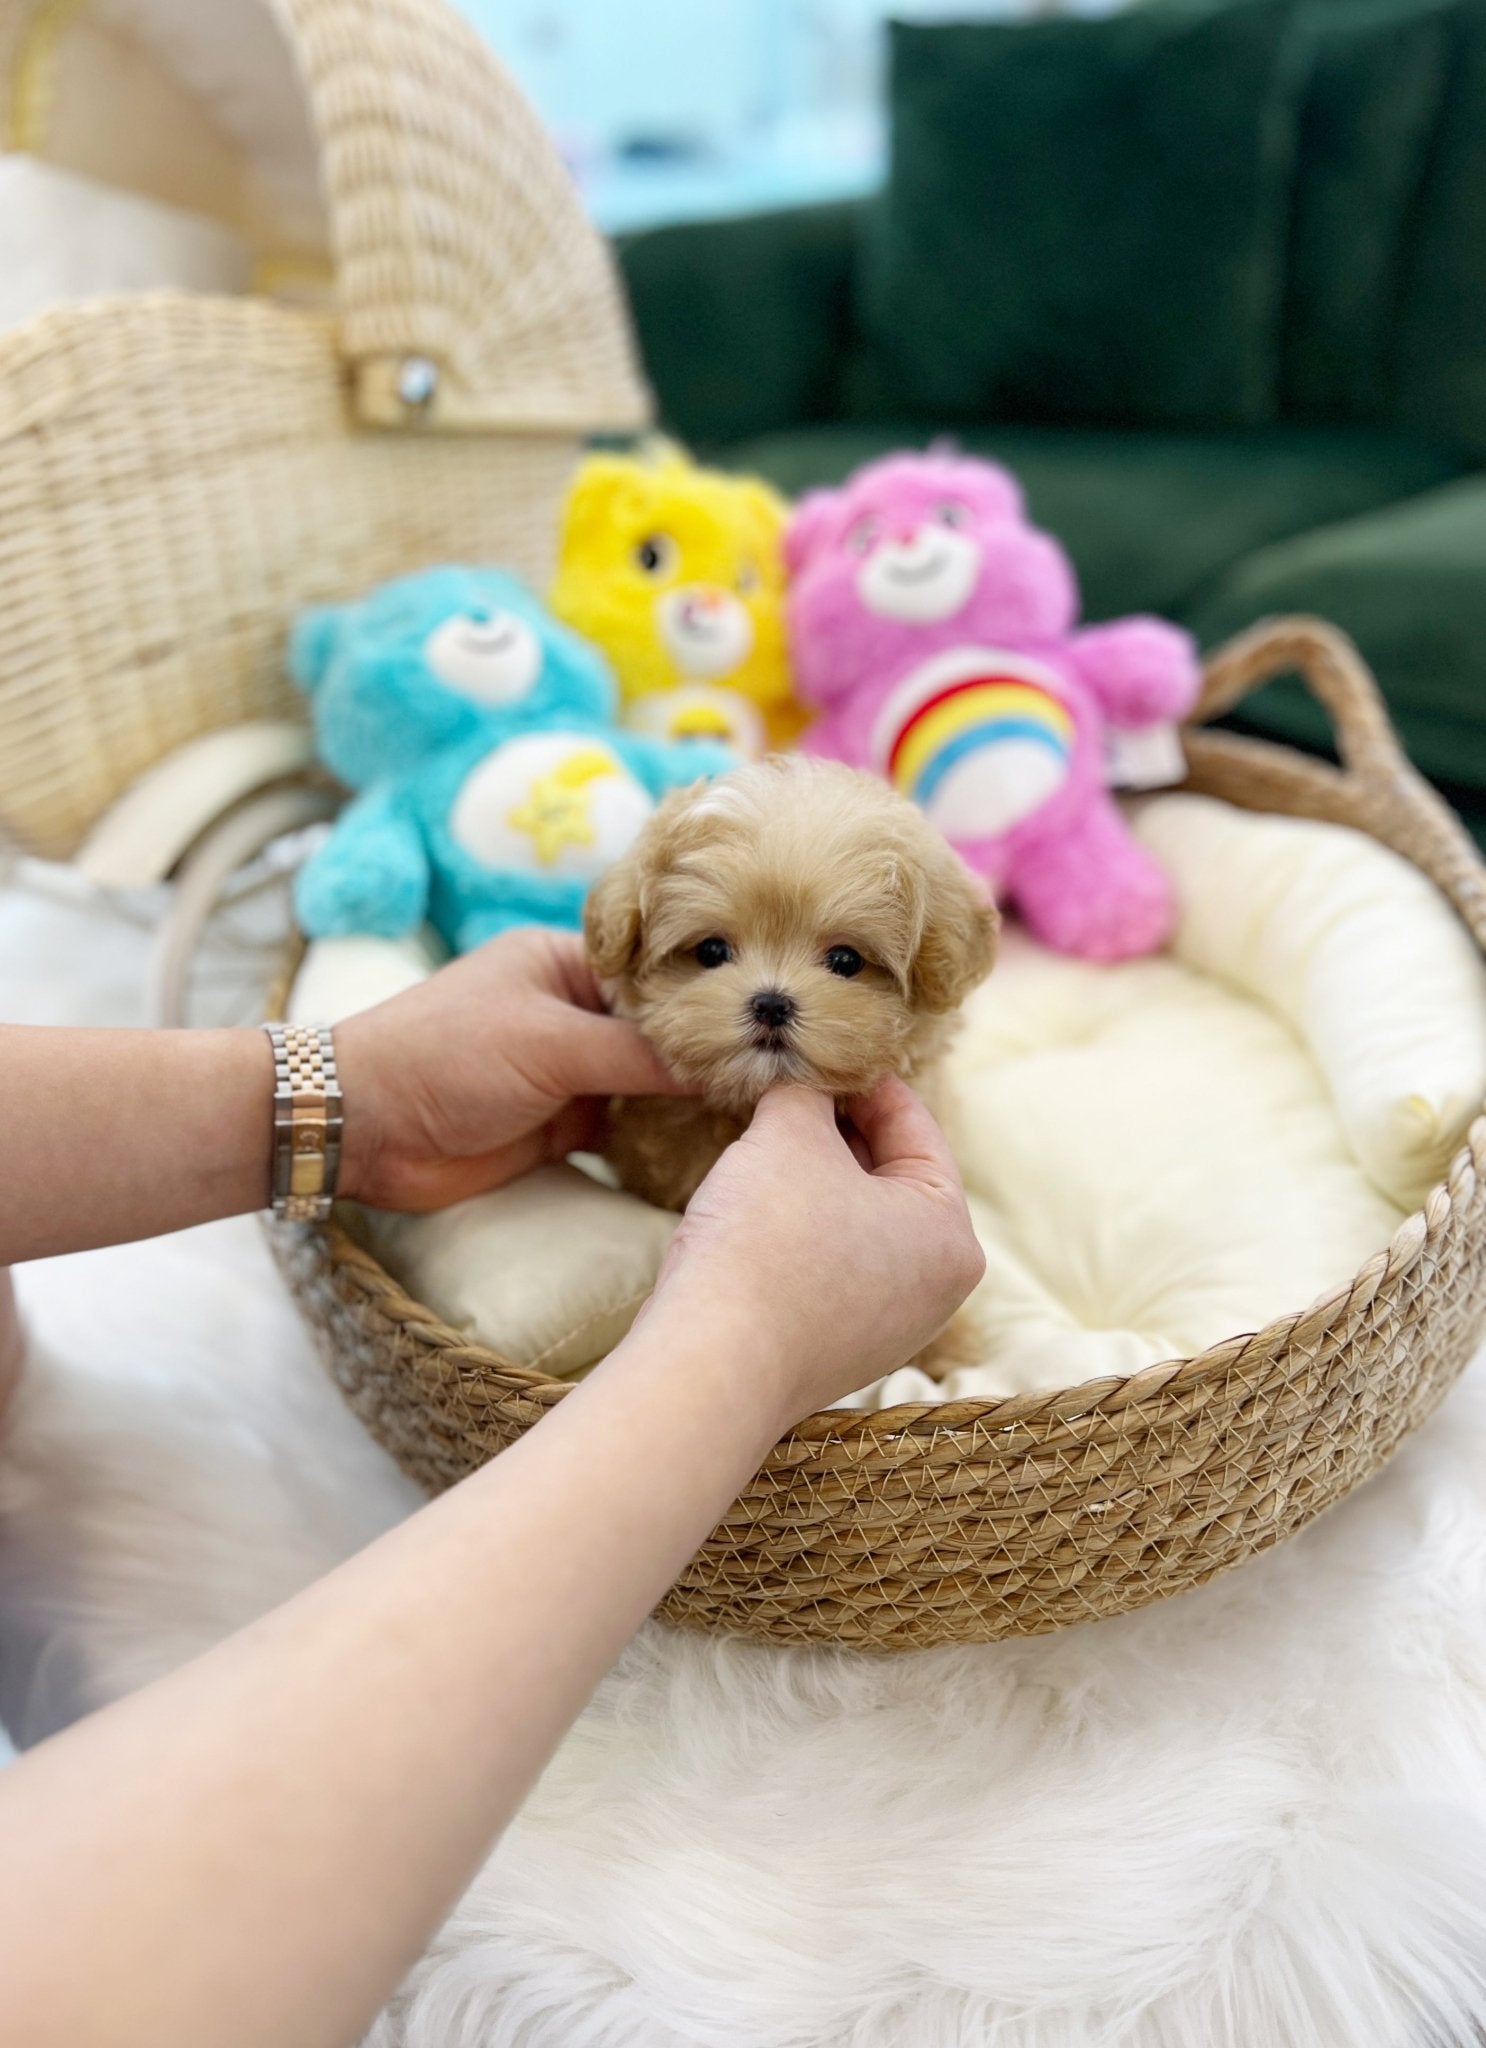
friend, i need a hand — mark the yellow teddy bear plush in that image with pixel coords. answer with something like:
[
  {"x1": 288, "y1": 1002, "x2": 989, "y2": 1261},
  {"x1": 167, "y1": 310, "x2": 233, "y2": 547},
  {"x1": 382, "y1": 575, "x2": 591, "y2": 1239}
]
[{"x1": 550, "y1": 446, "x2": 804, "y2": 756}]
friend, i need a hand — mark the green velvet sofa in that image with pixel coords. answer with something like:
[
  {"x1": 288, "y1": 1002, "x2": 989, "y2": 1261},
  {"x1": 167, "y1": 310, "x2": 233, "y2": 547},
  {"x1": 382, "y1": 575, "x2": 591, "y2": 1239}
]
[{"x1": 616, "y1": 0, "x2": 1486, "y2": 834}]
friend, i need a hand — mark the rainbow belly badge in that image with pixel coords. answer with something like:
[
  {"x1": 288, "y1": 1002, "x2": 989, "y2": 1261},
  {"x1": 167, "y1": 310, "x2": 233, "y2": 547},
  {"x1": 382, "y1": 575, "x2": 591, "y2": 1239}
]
[{"x1": 870, "y1": 649, "x2": 1077, "y2": 840}]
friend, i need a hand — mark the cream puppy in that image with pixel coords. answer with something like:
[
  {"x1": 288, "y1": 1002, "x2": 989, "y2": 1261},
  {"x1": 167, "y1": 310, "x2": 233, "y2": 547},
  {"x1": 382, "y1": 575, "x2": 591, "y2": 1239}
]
[{"x1": 584, "y1": 754, "x2": 997, "y2": 1213}]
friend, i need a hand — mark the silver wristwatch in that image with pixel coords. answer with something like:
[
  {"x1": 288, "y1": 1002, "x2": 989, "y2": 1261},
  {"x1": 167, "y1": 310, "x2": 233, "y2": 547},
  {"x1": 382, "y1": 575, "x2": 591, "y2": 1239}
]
[{"x1": 262, "y1": 1022, "x2": 343, "y2": 1222}]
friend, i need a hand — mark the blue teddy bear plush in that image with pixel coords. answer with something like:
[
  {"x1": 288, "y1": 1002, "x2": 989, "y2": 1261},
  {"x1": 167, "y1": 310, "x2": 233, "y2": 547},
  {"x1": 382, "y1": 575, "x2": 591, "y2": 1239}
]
[{"x1": 292, "y1": 566, "x2": 729, "y2": 953}]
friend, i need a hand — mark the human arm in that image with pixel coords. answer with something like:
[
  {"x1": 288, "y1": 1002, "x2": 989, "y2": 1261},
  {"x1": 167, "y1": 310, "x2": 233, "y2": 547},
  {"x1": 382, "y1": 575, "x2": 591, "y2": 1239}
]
[
  {"x1": 0, "y1": 1080, "x2": 982, "y2": 2048},
  {"x1": 0, "y1": 928, "x2": 689, "y2": 1263}
]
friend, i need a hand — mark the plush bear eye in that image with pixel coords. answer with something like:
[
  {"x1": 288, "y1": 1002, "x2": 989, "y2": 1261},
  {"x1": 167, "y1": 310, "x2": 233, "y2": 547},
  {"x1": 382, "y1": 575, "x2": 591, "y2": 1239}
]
[
  {"x1": 635, "y1": 533, "x2": 678, "y2": 577},
  {"x1": 846, "y1": 517, "x2": 879, "y2": 557},
  {"x1": 936, "y1": 502, "x2": 971, "y2": 528},
  {"x1": 737, "y1": 559, "x2": 759, "y2": 595},
  {"x1": 824, "y1": 945, "x2": 864, "y2": 979},
  {"x1": 695, "y1": 936, "x2": 732, "y2": 969}
]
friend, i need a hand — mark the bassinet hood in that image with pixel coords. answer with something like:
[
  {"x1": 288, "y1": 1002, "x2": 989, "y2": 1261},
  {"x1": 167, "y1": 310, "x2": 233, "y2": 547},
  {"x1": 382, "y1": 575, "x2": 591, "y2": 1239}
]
[{"x1": 2, "y1": 0, "x2": 651, "y2": 431}]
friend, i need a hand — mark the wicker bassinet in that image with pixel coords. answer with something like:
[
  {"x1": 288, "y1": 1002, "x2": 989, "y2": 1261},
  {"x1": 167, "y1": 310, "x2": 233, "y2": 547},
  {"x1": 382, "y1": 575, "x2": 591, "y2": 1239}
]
[
  {"x1": 270, "y1": 618, "x2": 1486, "y2": 1652},
  {"x1": 0, "y1": 0, "x2": 647, "y2": 864}
]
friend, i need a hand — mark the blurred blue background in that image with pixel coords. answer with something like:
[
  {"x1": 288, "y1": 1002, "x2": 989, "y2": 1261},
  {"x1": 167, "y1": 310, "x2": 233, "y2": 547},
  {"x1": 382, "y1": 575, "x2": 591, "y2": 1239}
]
[{"x1": 457, "y1": 0, "x2": 1125, "y2": 230}]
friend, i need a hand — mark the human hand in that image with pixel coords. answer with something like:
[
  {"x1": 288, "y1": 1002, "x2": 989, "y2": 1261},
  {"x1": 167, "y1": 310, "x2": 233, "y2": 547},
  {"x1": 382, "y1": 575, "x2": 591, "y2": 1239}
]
[
  {"x1": 333, "y1": 928, "x2": 689, "y2": 1212},
  {"x1": 639, "y1": 1078, "x2": 985, "y2": 1426}
]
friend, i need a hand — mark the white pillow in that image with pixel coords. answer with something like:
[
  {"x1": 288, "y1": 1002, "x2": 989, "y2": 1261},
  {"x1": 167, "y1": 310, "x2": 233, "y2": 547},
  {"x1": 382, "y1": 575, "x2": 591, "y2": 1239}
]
[
  {"x1": 0, "y1": 156, "x2": 251, "y2": 333},
  {"x1": 1137, "y1": 795, "x2": 1486, "y2": 1212},
  {"x1": 286, "y1": 929, "x2": 447, "y2": 1026},
  {"x1": 358, "y1": 1169, "x2": 676, "y2": 1378}
]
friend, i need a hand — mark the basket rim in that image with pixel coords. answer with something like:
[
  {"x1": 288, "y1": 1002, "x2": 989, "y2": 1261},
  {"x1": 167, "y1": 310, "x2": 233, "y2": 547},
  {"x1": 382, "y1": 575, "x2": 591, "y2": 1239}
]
[
  {"x1": 277, "y1": 615, "x2": 1486, "y2": 1458},
  {"x1": 307, "y1": 1117, "x2": 1486, "y2": 1447}
]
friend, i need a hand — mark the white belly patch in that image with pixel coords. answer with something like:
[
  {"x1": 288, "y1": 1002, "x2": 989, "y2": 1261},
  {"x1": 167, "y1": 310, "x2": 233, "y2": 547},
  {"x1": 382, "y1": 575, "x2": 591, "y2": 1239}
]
[{"x1": 449, "y1": 734, "x2": 654, "y2": 877}]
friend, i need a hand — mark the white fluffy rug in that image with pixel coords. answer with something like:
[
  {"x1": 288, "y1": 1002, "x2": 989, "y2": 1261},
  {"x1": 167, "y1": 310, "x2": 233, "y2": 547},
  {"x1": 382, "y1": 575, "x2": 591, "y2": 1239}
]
[{"x1": 6, "y1": 882, "x2": 1486, "y2": 2047}]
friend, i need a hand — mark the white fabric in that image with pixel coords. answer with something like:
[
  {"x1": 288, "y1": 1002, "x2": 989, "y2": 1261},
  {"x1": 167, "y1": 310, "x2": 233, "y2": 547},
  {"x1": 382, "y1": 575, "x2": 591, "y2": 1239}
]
[
  {"x1": 293, "y1": 794, "x2": 1486, "y2": 1413},
  {"x1": 359, "y1": 1170, "x2": 676, "y2": 1377},
  {"x1": 9, "y1": 875, "x2": 1486, "y2": 2044},
  {"x1": 0, "y1": 156, "x2": 252, "y2": 334},
  {"x1": 83, "y1": 0, "x2": 325, "y2": 256},
  {"x1": 287, "y1": 930, "x2": 448, "y2": 1021}
]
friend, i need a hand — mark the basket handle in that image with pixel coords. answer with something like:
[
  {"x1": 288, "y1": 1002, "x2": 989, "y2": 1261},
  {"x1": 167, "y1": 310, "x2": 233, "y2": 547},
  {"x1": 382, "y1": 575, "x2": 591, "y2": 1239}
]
[
  {"x1": 1193, "y1": 615, "x2": 1405, "y2": 783},
  {"x1": 1186, "y1": 616, "x2": 1486, "y2": 955}
]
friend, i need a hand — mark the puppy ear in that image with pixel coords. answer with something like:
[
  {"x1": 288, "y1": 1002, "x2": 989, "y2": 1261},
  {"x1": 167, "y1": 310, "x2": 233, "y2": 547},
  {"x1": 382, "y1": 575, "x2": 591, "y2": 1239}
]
[
  {"x1": 911, "y1": 847, "x2": 999, "y2": 1014},
  {"x1": 583, "y1": 850, "x2": 644, "y2": 981}
]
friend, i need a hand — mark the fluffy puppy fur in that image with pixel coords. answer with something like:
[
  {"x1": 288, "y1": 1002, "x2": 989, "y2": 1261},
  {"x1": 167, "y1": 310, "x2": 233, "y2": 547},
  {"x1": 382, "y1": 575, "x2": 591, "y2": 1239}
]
[{"x1": 584, "y1": 755, "x2": 998, "y2": 1214}]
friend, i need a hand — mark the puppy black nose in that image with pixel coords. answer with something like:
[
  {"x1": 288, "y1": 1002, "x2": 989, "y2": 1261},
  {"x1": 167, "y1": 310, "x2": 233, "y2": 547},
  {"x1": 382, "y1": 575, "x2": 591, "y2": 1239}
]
[{"x1": 750, "y1": 989, "x2": 797, "y2": 1031}]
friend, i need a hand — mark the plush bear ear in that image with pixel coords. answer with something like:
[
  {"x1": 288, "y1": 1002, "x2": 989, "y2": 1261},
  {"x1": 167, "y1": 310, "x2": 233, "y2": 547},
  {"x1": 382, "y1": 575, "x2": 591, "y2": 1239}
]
[
  {"x1": 642, "y1": 432, "x2": 689, "y2": 467},
  {"x1": 782, "y1": 487, "x2": 841, "y2": 576},
  {"x1": 560, "y1": 454, "x2": 645, "y2": 552},
  {"x1": 288, "y1": 605, "x2": 342, "y2": 695},
  {"x1": 923, "y1": 443, "x2": 1024, "y2": 523},
  {"x1": 733, "y1": 473, "x2": 790, "y2": 538},
  {"x1": 965, "y1": 457, "x2": 1025, "y2": 523}
]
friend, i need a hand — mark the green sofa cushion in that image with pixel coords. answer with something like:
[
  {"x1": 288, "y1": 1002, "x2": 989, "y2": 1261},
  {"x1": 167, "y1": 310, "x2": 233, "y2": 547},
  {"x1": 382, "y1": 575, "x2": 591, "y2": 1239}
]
[
  {"x1": 1393, "y1": 0, "x2": 1486, "y2": 455},
  {"x1": 1182, "y1": 474, "x2": 1486, "y2": 788},
  {"x1": 615, "y1": 204, "x2": 861, "y2": 452},
  {"x1": 722, "y1": 421, "x2": 1464, "y2": 622},
  {"x1": 861, "y1": 1, "x2": 1306, "y2": 429},
  {"x1": 1281, "y1": 0, "x2": 1453, "y2": 422}
]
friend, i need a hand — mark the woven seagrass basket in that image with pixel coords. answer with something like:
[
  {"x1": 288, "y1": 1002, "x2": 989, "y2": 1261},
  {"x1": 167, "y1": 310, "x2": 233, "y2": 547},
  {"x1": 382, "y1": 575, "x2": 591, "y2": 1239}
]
[
  {"x1": 6, "y1": 9, "x2": 1484, "y2": 1653},
  {"x1": 269, "y1": 616, "x2": 1486, "y2": 1652},
  {"x1": 0, "y1": 0, "x2": 647, "y2": 864}
]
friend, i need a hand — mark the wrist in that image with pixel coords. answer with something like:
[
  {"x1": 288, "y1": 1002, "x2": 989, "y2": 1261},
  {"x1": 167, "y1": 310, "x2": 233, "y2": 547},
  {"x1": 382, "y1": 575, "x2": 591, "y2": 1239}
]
[
  {"x1": 610, "y1": 1286, "x2": 802, "y2": 1448},
  {"x1": 317, "y1": 1015, "x2": 383, "y2": 1208}
]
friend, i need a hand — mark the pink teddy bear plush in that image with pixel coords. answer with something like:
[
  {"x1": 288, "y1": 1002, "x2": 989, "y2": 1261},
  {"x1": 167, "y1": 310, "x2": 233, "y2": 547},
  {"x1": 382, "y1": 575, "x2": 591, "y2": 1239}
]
[{"x1": 785, "y1": 451, "x2": 1203, "y2": 961}]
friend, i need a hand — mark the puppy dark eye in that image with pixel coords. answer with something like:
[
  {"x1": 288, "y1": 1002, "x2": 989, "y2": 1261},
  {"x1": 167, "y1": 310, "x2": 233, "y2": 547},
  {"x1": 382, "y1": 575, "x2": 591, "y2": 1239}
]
[
  {"x1": 824, "y1": 945, "x2": 864, "y2": 979},
  {"x1": 695, "y1": 936, "x2": 732, "y2": 968}
]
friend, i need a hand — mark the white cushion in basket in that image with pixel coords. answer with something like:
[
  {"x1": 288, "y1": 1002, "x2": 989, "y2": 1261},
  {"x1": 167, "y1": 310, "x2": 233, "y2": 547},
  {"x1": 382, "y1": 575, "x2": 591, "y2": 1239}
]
[
  {"x1": 1140, "y1": 795, "x2": 1486, "y2": 1213},
  {"x1": 352, "y1": 1171, "x2": 676, "y2": 1378},
  {"x1": 286, "y1": 794, "x2": 1486, "y2": 1408}
]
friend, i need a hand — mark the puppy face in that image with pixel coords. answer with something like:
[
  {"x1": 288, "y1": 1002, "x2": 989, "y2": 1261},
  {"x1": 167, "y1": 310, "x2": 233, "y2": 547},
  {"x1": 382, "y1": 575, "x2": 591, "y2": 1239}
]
[{"x1": 585, "y1": 757, "x2": 997, "y2": 1111}]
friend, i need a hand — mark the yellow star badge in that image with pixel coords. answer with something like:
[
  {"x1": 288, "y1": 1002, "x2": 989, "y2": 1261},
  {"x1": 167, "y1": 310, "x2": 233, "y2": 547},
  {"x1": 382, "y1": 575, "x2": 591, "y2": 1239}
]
[{"x1": 507, "y1": 747, "x2": 614, "y2": 865}]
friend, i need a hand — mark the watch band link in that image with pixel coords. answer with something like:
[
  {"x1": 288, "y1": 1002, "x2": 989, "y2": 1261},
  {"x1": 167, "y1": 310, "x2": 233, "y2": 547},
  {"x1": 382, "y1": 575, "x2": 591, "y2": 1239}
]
[{"x1": 262, "y1": 1022, "x2": 343, "y2": 1222}]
